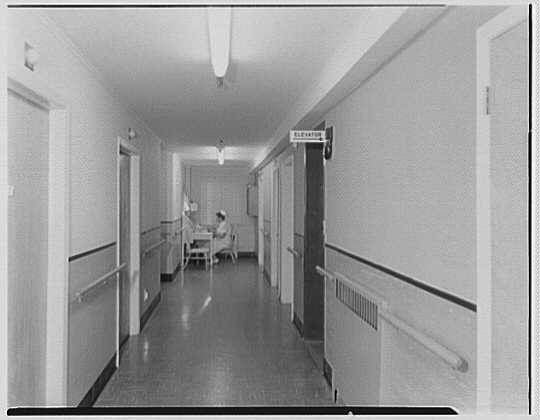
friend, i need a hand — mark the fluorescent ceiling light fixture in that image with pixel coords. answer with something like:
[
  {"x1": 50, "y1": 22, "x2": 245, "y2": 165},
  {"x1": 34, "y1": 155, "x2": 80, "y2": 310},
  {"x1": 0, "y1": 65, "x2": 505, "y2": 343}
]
[
  {"x1": 207, "y1": 7, "x2": 231, "y2": 79},
  {"x1": 217, "y1": 150, "x2": 225, "y2": 165},
  {"x1": 216, "y1": 140, "x2": 225, "y2": 165}
]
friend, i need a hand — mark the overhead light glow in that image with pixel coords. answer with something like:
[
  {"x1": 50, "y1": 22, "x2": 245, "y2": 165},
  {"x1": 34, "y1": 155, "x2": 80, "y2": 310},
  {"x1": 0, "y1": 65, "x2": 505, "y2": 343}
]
[
  {"x1": 207, "y1": 7, "x2": 231, "y2": 78},
  {"x1": 216, "y1": 140, "x2": 225, "y2": 165},
  {"x1": 217, "y1": 150, "x2": 225, "y2": 165}
]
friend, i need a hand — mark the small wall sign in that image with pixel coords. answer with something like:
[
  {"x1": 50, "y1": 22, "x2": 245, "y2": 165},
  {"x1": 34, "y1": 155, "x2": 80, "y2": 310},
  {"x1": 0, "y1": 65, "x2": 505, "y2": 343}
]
[{"x1": 290, "y1": 130, "x2": 326, "y2": 143}]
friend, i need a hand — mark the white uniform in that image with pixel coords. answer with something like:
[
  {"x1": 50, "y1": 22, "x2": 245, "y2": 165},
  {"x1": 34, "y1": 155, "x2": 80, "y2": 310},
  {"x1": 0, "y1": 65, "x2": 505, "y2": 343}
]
[{"x1": 213, "y1": 220, "x2": 232, "y2": 254}]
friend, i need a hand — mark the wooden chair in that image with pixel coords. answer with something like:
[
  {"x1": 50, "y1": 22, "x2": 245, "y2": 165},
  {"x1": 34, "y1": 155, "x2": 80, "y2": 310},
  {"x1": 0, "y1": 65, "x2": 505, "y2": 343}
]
[{"x1": 220, "y1": 224, "x2": 238, "y2": 263}]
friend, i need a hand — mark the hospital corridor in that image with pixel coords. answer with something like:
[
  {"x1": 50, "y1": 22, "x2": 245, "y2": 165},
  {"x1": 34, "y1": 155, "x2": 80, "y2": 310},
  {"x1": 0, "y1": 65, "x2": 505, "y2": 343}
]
[{"x1": 2, "y1": 2, "x2": 537, "y2": 416}]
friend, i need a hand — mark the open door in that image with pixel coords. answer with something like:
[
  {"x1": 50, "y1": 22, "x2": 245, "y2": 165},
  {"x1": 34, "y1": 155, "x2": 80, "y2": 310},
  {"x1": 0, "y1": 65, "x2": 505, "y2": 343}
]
[
  {"x1": 303, "y1": 121, "x2": 326, "y2": 341},
  {"x1": 271, "y1": 164, "x2": 280, "y2": 291},
  {"x1": 280, "y1": 155, "x2": 294, "y2": 306},
  {"x1": 117, "y1": 138, "x2": 141, "y2": 352}
]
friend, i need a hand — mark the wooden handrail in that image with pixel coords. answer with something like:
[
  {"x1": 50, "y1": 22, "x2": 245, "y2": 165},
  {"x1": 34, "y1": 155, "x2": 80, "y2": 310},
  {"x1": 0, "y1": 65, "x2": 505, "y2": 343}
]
[{"x1": 315, "y1": 265, "x2": 468, "y2": 373}]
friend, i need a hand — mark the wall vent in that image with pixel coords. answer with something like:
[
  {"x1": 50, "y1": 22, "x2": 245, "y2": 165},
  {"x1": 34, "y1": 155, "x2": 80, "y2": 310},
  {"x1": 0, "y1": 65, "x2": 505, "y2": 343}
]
[{"x1": 335, "y1": 278, "x2": 378, "y2": 330}]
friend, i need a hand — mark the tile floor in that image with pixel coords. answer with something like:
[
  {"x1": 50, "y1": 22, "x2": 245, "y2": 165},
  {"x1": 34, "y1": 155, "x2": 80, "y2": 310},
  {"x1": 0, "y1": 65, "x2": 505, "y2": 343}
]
[
  {"x1": 305, "y1": 341, "x2": 325, "y2": 371},
  {"x1": 96, "y1": 258, "x2": 333, "y2": 406}
]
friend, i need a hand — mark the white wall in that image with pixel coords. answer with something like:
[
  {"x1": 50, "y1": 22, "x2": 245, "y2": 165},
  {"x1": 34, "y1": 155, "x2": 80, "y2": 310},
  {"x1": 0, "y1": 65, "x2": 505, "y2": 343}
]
[
  {"x1": 8, "y1": 11, "x2": 162, "y2": 255},
  {"x1": 0, "y1": 2, "x2": 7, "y2": 412},
  {"x1": 173, "y1": 153, "x2": 183, "y2": 219},
  {"x1": 325, "y1": 6, "x2": 503, "y2": 302},
  {"x1": 262, "y1": 164, "x2": 273, "y2": 222},
  {"x1": 8, "y1": 10, "x2": 164, "y2": 405},
  {"x1": 257, "y1": 170, "x2": 264, "y2": 266},
  {"x1": 161, "y1": 151, "x2": 183, "y2": 275},
  {"x1": 322, "y1": 6, "x2": 503, "y2": 412},
  {"x1": 161, "y1": 151, "x2": 183, "y2": 221},
  {"x1": 160, "y1": 148, "x2": 171, "y2": 221},
  {"x1": 489, "y1": 18, "x2": 529, "y2": 413}
]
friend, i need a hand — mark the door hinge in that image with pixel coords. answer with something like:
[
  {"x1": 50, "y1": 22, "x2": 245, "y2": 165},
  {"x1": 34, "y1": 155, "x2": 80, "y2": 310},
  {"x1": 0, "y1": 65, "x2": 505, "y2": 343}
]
[{"x1": 485, "y1": 86, "x2": 490, "y2": 115}]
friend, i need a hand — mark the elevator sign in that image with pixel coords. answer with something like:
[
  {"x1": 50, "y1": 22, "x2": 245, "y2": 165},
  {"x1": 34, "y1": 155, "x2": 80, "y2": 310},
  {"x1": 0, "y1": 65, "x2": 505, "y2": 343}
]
[{"x1": 289, "y1": 130, "x2": 326, "y2": 143}]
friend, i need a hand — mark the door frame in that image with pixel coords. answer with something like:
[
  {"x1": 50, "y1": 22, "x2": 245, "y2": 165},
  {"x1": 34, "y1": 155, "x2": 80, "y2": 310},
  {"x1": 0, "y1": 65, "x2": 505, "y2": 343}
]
[
  {"x1": 475, "y1": 6, "x2": 529, "y2": 413},
  {"x1": 117, "y1": 137, "x2": 141, "y2": 353},
  {"x1": 302, "y1": 121, "x2": 326, "y2": 340},
  {"x1": 257, "y1": 170, "x2": 264, "y2": 269},
  {"x1": 271, "y1": 162, "x2": 280, "y2": 289},
  {"x1": 6, "y1": 75, "x2": 70, "y2": 406},
  {"x1": 279, "y1": 153, "x2": 294, "y2": 307}
]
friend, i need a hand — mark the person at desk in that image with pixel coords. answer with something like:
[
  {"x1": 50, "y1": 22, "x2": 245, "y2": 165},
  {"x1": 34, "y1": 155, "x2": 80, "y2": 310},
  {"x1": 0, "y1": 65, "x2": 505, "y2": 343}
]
[{"x1": 212, "y1": 210, "x2": 232, "y2": 264}]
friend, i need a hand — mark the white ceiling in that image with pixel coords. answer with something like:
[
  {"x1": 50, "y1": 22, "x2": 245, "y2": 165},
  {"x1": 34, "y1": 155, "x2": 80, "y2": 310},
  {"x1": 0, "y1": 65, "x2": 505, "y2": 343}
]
[{"x1": 46, "y1": 7, "x2": 371, "y2": 162}]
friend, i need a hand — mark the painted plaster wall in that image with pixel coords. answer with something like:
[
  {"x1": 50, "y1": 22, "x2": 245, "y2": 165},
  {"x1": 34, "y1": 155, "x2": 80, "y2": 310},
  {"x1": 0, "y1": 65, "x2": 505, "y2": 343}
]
[
  {"x1": 322, "y1": 6, "x2": 502, "y2": 412},
  {"x1": 8, "y1": 10, "x2": 164, "y2": 405},
  {"x1": 161, "y1": 152, "x2": 183, "y2": 275}
]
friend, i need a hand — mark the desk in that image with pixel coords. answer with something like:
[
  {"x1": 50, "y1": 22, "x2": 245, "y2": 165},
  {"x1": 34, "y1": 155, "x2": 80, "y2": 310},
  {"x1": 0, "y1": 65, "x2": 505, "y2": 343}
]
[
  {"x1": 182, "y1": 231, "x2": 213, "y2": 270},
  {"x1": 192, "y1": 231, "x2": 213, "y2": 260}
]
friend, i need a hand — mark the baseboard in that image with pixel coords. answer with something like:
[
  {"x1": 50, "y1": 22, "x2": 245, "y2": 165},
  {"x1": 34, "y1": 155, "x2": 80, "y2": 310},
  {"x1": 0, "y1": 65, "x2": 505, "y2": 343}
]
[
  {"x1": 119, "y1": 333, "x2": 129, "y2": 356},
  {"x1": 237, "y1": 251, "x2": 256, "y2": 258},
  {"x1": 323, "y1": 357, "x2": 333, "y2": 388},
  {"x1": 78, "y1": 353, "x2": 116, "y2": 407},
  {"x1": 160, "y1": 273, "x2": 173, "y2": 282},
  {"x1": 215, "y1": 251, "x2": 256, "y2": 260},
  {"x1": 305, "y1": 340, "x2": 324, "y2": 372},
  {"x1": 77, "y1": 293, "x2": 161, "y2": 408},
  {"x1": 293, "y1": 312, "x2": 304, "y2": 337},
  {"x1": 160, "y1": 259, "x2": 183, "y2": 282},
  {"x1": 140, "y1": 291, "x2": 161, "y2": 332}
]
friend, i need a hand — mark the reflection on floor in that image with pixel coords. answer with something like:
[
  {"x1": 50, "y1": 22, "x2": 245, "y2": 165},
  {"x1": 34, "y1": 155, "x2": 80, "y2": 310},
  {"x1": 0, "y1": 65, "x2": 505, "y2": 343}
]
[
  {"x1": 96, "y1": 258, "x2": 333, "y2": 406},
  {"x1": 305, "y1": 341, "x2": 325, "y2": 372}
]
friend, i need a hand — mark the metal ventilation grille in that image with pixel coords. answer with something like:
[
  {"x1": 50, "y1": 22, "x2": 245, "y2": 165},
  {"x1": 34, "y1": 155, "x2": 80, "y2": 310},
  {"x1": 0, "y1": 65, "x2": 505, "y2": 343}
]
[{"x1": 335, "y1": 278, "x2": 378, "y2": 330}]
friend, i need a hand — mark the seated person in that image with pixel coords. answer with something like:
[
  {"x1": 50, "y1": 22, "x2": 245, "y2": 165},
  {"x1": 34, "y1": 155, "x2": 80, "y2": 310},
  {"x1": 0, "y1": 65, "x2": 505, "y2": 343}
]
[{"x1": 212, "y1": 210, "x2": 232, "y2": 264}]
